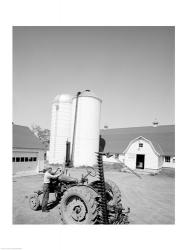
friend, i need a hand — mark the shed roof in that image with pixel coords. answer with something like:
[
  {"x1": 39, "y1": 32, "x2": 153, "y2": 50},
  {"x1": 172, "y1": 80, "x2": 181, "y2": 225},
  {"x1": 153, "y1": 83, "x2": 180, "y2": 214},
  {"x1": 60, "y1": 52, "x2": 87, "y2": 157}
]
[
  {"x1": 13, "y1": 124, "x2": 46, "y2": 150},
  {"x1": 100, "y1": 125, "x2": 175, "y2": 156}
]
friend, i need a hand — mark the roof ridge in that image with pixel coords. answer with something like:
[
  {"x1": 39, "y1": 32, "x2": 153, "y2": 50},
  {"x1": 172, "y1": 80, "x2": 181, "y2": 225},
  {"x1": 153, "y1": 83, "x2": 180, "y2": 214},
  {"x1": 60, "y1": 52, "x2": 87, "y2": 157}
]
[
  {"x1": 100, "y1": 124, "x2": 175, "y2": 130},
  {"x1": 13, "y1": 124, "x2": 30, "y2": 128}
]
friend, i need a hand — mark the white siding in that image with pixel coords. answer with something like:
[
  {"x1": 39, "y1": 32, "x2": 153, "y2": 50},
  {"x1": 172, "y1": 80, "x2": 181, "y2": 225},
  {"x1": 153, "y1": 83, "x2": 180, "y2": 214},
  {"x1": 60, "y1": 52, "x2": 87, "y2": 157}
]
[
  {"x1": 124, "y1": 139, "x2": 159, "y2": 170},
  {"x1": 162, "y1": 156, "x2": 175, "y2": 168},
  {"x1": 103, "y1": 138, "x2": 160, "y2": 171},
  {"x1": 13, "y1": 148, "x2": 45, "y2": 174},
  {"x1": 36, "y1": 150, "x2": 45, "y2": 172}
]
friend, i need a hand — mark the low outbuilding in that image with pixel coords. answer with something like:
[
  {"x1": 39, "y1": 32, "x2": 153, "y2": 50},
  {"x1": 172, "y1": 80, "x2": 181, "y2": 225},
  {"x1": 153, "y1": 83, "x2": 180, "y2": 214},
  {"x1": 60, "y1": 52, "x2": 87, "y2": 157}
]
[{"x1": 12, "y1": 124, "x2": 46, "y2": 175}]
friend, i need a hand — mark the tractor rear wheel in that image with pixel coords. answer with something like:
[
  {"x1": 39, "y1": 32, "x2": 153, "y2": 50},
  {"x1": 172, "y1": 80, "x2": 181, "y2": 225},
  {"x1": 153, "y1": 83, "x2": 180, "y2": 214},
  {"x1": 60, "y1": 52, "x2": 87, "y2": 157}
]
[{"x1": 59, "y1": 186, "x2": 97, "y2": 224}]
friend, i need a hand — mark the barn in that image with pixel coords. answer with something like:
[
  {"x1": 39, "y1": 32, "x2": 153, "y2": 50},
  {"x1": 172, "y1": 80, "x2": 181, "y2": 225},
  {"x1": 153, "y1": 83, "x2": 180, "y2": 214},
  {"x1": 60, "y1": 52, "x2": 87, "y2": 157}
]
[
  {"x1": 12, "y1": 124, "x2": 46, "y2": 175},
  {"x1": 100, "y1": 125, "x2": 175, "y2": 173}
]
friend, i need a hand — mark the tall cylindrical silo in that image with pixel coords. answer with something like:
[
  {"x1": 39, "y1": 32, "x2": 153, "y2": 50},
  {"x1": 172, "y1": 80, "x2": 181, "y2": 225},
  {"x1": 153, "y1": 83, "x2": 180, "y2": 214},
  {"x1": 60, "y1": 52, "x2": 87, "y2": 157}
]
[
  {"x1": 49, "y1": 94, "x2": 72, "y2": 164},
  {"x1": 70, "y1": 91, "x2": 102, "y2": 167}
]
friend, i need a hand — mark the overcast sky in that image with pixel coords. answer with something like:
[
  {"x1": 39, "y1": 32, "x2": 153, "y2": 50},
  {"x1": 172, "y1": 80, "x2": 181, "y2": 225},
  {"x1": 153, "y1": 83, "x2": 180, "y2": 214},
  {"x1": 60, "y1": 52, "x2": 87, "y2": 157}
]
[{"x1": 13, "y1": 26, "x2": 174, "y2": 129}]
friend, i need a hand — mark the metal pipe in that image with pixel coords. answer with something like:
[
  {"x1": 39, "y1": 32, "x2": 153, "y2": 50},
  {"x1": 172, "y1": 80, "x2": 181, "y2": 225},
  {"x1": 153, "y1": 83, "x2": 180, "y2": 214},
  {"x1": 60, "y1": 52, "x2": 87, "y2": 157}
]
[
  {"x1": 70, "y1": 90, "x2": 90, "y2": 167},
  {"x1": 65, "y1": 140, "x2": 71, "y2": 167}
]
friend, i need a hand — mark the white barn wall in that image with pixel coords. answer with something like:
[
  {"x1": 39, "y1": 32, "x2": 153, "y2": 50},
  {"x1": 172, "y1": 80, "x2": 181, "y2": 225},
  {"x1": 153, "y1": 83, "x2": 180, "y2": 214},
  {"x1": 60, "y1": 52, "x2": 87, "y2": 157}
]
[
  {"x1": 162, "y1": 156, "x2": 175, "y2": 168},
  {"x1": 103, "y1": 138, "x2": 161, "y2": 172},
  {"x1": 158, "y1": 156, "x2": 164, "y2": 168},
  {"x1": 124, "y1": 139, "x2": 159, "y2": 170},
  {"x1": 103, "y1": 144, "x2": 175, "y2": 171},
  {"x1": 36, "y1": 150, "x2": 45, "y2": 172},
  {"x1": 124, "y1": 152, "x2": 136, "y2": 169},
  {"x1": 13, "y1": 148, "x2": 45, "y2": 175}
]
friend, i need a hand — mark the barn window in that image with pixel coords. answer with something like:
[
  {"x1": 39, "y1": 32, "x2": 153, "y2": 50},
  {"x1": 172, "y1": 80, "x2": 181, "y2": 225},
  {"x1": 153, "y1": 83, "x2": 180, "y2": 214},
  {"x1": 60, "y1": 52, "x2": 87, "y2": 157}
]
[
  {"x1": 165, "y1": 156, "x2": 171, "y2": 162},
  {"x1": 32, "y1": 157, "x2": 37, "y2": 161},
  {"x1": 21, "y1": 157, "x2": 24, "y2": 162},
  {"x1": 139, "y1": 143, "x2": 143, "y2": 147},
  {"x1": 16, "y1": 157, "x2": 20, "y2": 162},
  {"x1": 25, "y1": 157, "x2": 28, "y2": 162},
  {"x1": 29, "y1": 157, "x2": 32, "y2": 161},
  {"x1": 12, "y1": 157, "x2": 15, "y2": 162}
]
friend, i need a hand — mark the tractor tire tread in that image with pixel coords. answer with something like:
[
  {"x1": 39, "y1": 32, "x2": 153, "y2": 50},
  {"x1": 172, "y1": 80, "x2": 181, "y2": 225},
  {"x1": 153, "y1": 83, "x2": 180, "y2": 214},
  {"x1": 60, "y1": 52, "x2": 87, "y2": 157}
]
[{"x1": 59, "y1": 186, "x2": 98, "y2": 224}]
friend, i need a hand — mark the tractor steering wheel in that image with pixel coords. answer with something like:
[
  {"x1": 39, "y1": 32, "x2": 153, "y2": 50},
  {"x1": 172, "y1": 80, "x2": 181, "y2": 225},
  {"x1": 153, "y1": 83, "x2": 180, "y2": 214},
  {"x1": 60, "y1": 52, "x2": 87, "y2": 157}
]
[{"x1": 86, "y1": 167, "x2": 96, "y2": 177}]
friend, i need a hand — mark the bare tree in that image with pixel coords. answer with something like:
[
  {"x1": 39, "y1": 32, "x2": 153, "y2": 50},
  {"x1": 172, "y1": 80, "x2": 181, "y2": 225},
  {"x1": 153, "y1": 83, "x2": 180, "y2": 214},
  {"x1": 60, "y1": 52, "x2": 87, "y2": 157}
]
[{"x1": 31, "y1": 124, "x2": 50, "y2": 145}]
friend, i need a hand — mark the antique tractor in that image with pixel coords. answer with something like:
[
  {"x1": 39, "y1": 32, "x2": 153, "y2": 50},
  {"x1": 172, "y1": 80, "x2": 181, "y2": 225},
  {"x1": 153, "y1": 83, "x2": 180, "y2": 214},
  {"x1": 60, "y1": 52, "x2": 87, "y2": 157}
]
[{"x1": 29, "y1": 152, "x2": 130, "y2": 224}]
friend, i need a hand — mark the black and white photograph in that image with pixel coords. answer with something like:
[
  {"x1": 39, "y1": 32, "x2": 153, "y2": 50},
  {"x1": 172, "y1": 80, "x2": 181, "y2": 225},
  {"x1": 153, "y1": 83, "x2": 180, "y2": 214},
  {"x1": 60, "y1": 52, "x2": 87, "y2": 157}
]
[
  {"x1": 12, "y1": 26, "x2": 175, "y2": 225},
  {"x1": 2, "y1": 1, "x2": 186, "y2": 249}
]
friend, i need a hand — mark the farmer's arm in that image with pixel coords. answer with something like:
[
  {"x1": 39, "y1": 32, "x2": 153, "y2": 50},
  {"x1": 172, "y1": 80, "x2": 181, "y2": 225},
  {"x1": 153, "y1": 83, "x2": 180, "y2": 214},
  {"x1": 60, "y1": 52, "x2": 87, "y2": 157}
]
[
  {"x1": 52, "y1": 169, "x2": 60, "y2": 174},
  {"x1": 48, "y1": 171, "x2": 62, "y2": 179}
]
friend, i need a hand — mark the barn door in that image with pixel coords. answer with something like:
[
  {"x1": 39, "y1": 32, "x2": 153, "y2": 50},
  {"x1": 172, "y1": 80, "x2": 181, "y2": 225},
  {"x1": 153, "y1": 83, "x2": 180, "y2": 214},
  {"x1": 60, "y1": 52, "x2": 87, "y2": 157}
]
[{"x1": 136, "y1": 154, "x2": 145, "y2": 169}]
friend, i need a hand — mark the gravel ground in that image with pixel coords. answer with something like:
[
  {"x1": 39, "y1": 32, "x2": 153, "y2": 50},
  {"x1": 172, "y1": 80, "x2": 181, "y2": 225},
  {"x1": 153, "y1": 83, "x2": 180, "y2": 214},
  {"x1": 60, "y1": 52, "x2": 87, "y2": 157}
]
[{"x1": 13, "y1": 168, "x2": 175, "y2": 224}]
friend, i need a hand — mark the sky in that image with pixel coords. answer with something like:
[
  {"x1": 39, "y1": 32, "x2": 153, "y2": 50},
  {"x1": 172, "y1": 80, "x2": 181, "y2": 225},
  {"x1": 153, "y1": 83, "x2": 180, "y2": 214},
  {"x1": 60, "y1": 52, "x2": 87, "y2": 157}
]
[{"x1": 13, "y1": 26, "x2": 175, "y2": 129}]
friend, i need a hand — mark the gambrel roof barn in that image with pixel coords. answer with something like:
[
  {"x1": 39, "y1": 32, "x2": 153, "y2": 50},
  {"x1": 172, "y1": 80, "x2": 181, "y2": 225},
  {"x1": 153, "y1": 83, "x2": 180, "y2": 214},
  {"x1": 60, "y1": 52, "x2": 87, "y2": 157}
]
[
  {"x1": 100, "y1": 125, "x2": 175, "y2": 172},
  {"x1": 100, "y1": 125, "x2": 175, "y2": 156}
]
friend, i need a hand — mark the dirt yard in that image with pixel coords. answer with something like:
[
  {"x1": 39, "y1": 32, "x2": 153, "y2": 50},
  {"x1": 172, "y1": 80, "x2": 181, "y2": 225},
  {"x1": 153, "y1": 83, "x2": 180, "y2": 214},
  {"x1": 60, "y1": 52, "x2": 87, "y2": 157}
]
[{"x1": 13, "y1": 168, "x2": 175, "y2": 224}]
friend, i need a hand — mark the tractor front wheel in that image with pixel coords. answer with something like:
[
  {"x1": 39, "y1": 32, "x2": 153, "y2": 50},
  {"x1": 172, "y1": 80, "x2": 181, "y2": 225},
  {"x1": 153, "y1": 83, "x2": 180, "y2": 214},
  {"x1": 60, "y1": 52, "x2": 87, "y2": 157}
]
[{"x1": 29, "y1": 194, "x2": 40, "y2": 211}]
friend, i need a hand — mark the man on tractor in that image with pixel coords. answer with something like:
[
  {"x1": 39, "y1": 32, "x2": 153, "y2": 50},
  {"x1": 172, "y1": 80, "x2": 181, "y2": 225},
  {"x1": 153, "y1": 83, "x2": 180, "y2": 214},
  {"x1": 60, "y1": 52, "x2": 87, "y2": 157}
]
[{"x1": 42, "y1": 167, "x2": 62, "y2": 212}]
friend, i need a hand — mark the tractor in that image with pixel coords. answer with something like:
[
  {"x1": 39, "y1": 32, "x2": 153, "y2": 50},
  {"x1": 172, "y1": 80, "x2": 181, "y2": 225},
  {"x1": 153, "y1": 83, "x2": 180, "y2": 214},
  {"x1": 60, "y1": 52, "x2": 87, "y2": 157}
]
[{"x1": 29, "y1": 152, "x2": 130, "y2": 224}]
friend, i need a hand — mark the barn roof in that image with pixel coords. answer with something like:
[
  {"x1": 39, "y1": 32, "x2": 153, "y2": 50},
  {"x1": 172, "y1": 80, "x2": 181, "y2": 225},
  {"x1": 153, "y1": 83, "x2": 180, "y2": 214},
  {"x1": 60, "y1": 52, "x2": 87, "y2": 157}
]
[
  {"x1": 13, "y1": 124, "x2": 46, "y2": 150},
  {"x1": 100, "y1": 125, "x2": 175, "y2": 156}
]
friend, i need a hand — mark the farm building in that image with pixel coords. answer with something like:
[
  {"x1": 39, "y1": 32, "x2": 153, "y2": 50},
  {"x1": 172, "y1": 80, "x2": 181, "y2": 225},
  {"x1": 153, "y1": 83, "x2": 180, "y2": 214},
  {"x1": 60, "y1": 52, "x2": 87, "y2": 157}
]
[
  {"x1": 100, "y1": 124, "x2": 175, "y2": 173},
  {"x1": 12, "y1": 124, "x2": 46, "y2": 175}
]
